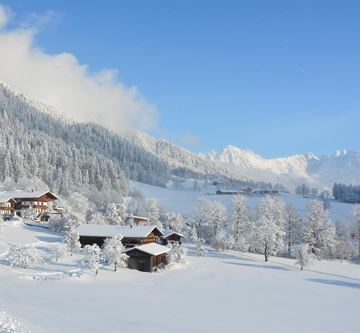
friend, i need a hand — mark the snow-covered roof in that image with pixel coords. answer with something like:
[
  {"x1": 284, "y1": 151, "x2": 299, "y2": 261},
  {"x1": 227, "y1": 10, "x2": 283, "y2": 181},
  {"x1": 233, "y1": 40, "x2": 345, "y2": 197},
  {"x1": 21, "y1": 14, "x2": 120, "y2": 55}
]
[
  {"x1": 163, "y1": 231, "x2": 184, "y2": 238},
  {"x1": 125, "y1": 215, "x2": 149, "y2": 220},
  {"x1": 0, "y1": 190, "x2": 58, "y2": 200},
  {"x1": 77, "y1": 224, "x2": 163, "y2": 238},
  {"x1": 125, "y1": 243, "x2": 171, "y2": 256},
  {"x1": 0, "y1": 196, "x2": 16, "y2": 203}
]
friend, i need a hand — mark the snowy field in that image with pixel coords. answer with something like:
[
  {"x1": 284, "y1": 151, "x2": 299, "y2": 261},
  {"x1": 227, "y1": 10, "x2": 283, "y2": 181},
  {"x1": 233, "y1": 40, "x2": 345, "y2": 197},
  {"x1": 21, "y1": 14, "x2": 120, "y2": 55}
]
[
  {"x1": 1, "y1": 222, "x2": 359, "y2": 333},
  {"x1": 132, "y1": 181, "x2": 354, "y2": 222}
]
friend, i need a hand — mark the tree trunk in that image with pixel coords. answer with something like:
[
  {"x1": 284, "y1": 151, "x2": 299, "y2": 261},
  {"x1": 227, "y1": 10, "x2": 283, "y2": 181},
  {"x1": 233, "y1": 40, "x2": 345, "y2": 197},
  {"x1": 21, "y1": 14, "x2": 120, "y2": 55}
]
[{"x1": 264, "y1": 242, "x2": 269, "y2": 262}]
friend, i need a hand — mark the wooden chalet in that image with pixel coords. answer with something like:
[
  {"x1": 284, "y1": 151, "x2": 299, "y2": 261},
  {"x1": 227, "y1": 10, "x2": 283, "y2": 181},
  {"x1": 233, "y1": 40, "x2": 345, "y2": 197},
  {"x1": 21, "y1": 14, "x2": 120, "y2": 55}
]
[
  {"x1": 125, "y1": 215, "x2": 149, "y2": 226},
  {"x1": 77, "y1": 224, "x2": 164, "y2": 248},
  {"x1": 0, "y1": 196, "x2": 16, "y2": 220},
  {"x1": 162, "y1": 231, "x2": 184, "y2": 245},
  {"x1": 125, "y1": 243, "x2": 170, "y2": 272},
  {"x1": 0, "y1": 190, "x2": 59, "y2": 220}
]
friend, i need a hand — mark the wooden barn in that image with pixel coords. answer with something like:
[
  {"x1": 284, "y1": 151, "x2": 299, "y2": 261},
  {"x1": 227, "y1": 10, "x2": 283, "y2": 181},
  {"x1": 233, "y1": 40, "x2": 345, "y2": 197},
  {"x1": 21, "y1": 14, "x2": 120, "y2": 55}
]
[
  {"x1": 77, "y1": 224, "x2": 164, "y2": 248},
  {"x1": 0, "y1": 196, "x2": 16, "y2": 220},
  {"x1": 162, "y1": 231, "x2": 184, "y2": 245},
  {"x1": 0, "y1": 190, "x2": 59, "y2": 220},
  {"x1": 125, "y1": 243, "x2": 170, "y2": 272}
]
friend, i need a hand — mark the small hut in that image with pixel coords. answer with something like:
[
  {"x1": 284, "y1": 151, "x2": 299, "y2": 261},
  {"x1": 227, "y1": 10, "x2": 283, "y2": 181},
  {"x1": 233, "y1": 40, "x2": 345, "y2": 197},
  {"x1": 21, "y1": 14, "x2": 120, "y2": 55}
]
[
  {"x1": 162, "y1": 231, "x2": 184, "y2": 246},
  {"x1": 125, "y1": 243, "x2": 171, "y2": 272}
]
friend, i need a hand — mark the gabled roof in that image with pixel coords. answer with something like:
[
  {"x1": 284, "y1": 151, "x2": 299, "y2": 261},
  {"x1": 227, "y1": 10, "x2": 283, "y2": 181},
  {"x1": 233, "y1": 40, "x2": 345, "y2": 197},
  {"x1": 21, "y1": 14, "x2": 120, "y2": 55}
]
[
  {"x1": 125, "y1": 215, "x2": 149, "y2": 221},
  {"x1": 125, "y1": 243, "x2": 171, "y2": 256},
  {"x1": 0, "y1": 190, "x2": 58, "y2": 200},
  {"x1": 0, "y1": 196, "x2": 16, "y2": 204},
  {"x1": 77, "y1": 224, "x2": 164, "y2": 238},
  {"x1": 164, "y1": 231, "x2": 184, "y2": 239}
]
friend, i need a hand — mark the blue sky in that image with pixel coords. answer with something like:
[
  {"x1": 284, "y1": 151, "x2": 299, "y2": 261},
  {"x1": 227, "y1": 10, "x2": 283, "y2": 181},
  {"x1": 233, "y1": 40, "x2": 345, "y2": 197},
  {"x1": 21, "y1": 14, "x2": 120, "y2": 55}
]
[{"x1": 5, "y1": 0, "x2": 360, "y2": 157}]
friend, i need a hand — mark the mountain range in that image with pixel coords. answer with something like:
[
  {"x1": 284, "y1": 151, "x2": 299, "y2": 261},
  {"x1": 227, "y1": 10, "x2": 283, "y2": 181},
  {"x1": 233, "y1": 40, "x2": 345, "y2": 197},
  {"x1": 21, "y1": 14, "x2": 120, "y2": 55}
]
[{"x1": 0, "y1": 81, "x2": 359, "y2": 195}]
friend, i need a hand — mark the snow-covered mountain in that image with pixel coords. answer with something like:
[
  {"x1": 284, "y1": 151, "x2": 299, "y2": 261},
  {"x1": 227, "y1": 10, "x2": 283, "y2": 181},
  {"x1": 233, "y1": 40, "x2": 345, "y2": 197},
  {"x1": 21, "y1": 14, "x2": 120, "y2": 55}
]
[{"x1": 200, "y1": 145, "x2": 360, "y2": 189}]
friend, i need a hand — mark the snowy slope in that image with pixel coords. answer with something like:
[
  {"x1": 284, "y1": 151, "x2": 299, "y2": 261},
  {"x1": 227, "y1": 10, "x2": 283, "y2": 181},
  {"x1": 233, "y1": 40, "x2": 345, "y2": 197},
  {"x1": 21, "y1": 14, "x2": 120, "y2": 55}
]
[
  {"x1": 131, "y1": 181, "x2": 353, "y2": 222},
  {"x1": 201, "y1": 145, "x2": 360, "y2": 190},
  {"x1": 0, "y1": 223, "x2": 359, "y2": 333}
]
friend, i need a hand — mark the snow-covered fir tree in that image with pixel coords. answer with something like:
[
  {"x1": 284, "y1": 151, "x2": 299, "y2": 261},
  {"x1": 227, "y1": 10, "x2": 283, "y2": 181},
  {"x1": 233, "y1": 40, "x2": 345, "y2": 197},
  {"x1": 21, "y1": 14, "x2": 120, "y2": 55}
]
[
  {"x1": 6, "y1": 243, "x2": 43, "y2": 269},
  {"x1": 64, "y1": 228, "x2": 81, "y2": 256},
  {"x1": 146, "y1": 198, "x2": 163, "y2": 230},
  {"x1": 295, "y1": 244, "x2": 315, "y2": 270},
  {"x1": 255, "y1": 195, "x2": 285, "y2": 262},
  {"x1": 105, "y1": 203, "x2": 125, "y2": 225},
  {"x1": 83, "y1": 244, "x2": 100, "y2": 275},
  {"x1": 303, "y1": 200, "x2": 335, "y2": 258},
  {"x1": 209, "y1": 201, "x2": 226, "y2": 242},
  {"x1": 102, "y1": 235, "x2": 128, "y2": 271},
  {"x1": 165, "y1": 212, "x2": 184, "y2": 233},
  {"x1": 190, "y1": 226, "x2": 207, "y2": 256},
  {"x1": 193, "y1": 196, "x2": 214, "y2": 240}
]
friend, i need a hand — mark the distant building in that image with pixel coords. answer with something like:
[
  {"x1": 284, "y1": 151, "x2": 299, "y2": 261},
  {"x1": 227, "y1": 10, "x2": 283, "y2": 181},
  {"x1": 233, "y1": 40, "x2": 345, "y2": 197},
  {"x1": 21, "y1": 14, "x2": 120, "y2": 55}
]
[
  {"x1": 77, "y1": 224, "x2": 164, "y2": 248},
  {"x1": 125, "y1": 215, "x2": 149, "y2": 226},
  {"x1": 125, "y1": 243, "x2": 170, "y2": 272},
  {"x1": 162, "y1": 231, "x2": 184, "y2": 245},
  {"x1": 0, "y1": 190, "x2": 59, "y2": 220},
  {"x1": 0, "y1": 196, "x2": 16, "y2": 220}
]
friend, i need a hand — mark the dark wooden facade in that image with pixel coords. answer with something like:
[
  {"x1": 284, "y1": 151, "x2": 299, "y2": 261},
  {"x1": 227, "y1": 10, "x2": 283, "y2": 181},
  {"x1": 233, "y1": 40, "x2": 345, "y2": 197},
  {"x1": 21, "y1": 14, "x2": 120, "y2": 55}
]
[{"x1": 126, "y1": 248, "x2": 168, "y2": 272}]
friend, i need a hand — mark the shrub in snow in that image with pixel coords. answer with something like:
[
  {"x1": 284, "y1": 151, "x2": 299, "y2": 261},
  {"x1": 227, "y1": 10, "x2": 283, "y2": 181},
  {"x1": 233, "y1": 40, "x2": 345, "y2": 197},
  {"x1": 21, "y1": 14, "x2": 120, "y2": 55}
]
[
  {"x1": 6, "y1": 243, "x2": 43, "y2": 269},
  {"x1": 102, "y1": 235, "x2": 128, "y2": 271},
  {"x1": 21, "y1": 208, "x2": 37, "y2": 221},
  {"x1": 52, "y1": 244, "x2": 67, "y2": 262},
  {"x1": 295, "y1": 244, "x2": 316, "y2": 270},
  {"x1": 212, "y1": 233, "x2": 228, "y2": 252},
  {"x1": 0, "y1": 311, "x2": 29, "y2": 333},
  {"x1": 64, "y1": 228, "x2": 81, "y2": 256},
  {"x1": 168, "y1": 243, "x2": 185, "y2": 264},
  {"x1": 83, "y1": 244, "x2": 100, "y2": 275}
]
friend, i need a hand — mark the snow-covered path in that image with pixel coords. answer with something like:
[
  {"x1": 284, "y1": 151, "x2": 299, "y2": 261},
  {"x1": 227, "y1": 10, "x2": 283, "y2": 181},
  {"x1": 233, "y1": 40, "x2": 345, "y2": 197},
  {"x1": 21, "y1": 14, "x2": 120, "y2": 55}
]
[{"x1": 0, "y1": 223, "x2": 359, "y2": 333}]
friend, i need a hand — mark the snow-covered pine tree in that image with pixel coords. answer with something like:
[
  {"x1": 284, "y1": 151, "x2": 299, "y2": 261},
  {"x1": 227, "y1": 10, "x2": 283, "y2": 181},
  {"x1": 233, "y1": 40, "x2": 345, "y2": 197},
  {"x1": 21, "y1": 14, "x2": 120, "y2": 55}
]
[
  {"x1": 6, "y1": 243, "x2": 43, "y2": 269},
  {"x1": 64, "y1": 228, "x2": 81, "y2": 256},
  {"x1": 303, "y1": 200, "x2": 335, "y2": 258},
  {"x1": 166, "y1": 212, "x2": 184, "y2": 233},
  {"x1": 83, "y1": 244, "x2": 100, "y2": 275},
  {"x1": 230, "y1": 195, "x2": 252, "y2": 251},
  {"x1": 255, "y1": 195, "x2": 285, "y2": 261},
  {"x1": 352, "y1": 204, "x2": 360, "y2": 260},
  {"x1": 190, "y1": 225, "x2": 207, "y2": 256},
  {"x1": 146, "y1": 198, "x2": 163, "y2": 230},
  {"x1": 295, "y1": 244, "x2": 315, "y2": 270},
  {"x1": 103, "y1": 235, "x2": 128, "y2": 271},
  {"x1": 284, "y1": 203, "x2": 303, "y2": 257}
]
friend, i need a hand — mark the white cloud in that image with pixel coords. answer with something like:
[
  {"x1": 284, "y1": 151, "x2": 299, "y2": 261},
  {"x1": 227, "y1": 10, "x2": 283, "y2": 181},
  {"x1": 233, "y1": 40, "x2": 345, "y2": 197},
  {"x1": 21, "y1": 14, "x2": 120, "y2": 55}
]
[{"x1": 0, "y1": 4, "x2": 158, "y2": 133}]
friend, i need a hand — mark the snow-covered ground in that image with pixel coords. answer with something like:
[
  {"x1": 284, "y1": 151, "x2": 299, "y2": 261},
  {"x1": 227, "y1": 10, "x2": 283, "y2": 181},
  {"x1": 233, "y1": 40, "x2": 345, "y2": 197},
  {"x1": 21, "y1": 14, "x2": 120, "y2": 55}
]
[
  {"x1": 1, "y1": 222, "x2": 359, "y2": 333},
  {"x1": 131, "y1": 181, "x2": 354, "y2": 222}
]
